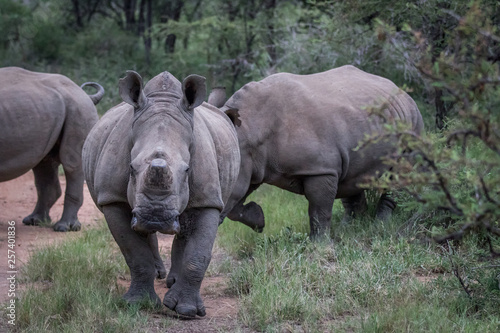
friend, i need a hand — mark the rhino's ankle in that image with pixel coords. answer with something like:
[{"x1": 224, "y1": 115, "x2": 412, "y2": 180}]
[
  {"x1": 53, "y1": 219, "x2": 81, "y2": 232},
  {"x1": 124, "y1": 286, "x2": 160, "y2": 307},
  {"x1": 22, "y1": 213, "x2": 50, "y2": 226}
]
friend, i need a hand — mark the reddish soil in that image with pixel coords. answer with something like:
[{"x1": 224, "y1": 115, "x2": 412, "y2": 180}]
[
  {"x1": 0, "y1": 172, "x2": 245, "y2": 332},
  {"x1": 0, "y1": 172, "x2": 102, "y2": 304}
]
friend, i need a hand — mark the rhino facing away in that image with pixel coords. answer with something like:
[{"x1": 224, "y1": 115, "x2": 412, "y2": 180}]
[
  {"x1": 82, "y1": 70, "x2": 240, "y2": 317},
  {"x1": 213, "y1": 65, "x2": 424, "y2": 239},
  {"x1": 0, "y1": 67, "x2": 103, "y2": 231}
]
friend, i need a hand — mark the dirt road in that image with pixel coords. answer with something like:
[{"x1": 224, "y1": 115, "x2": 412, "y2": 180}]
[{"x1": 0, "y1": 172, "x2": 243, "y2": 332}]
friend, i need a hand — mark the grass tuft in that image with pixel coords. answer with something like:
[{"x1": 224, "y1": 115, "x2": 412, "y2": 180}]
[
  {"x1": 13, "y1": 221, "x2": 168, "y2": 333},
  {"x1": 217, "y1": 185, "x2": 500, "y2": 332}
]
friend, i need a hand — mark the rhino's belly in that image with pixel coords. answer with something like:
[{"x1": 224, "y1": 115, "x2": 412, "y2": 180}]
[
  {"x1": 0, "y1": 136, "x2": 59, "y2": 182},
  {"x1": 0, "y1": 165, "x2": 35, "y2": 182},
  {"x1": 267, "y1": 176, "x2": 305, "y2": 194},
  {"x1": 263, "y1": 152, "x2": 387, "y2": 199}
]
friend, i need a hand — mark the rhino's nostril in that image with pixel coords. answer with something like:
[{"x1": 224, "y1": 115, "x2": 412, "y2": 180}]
[
  {"x1": 172, "y1": 217, "x2": 180, "y2": 233},
  {"x1": 131, "y1": 214, "x2": 138, "y2": 230}
]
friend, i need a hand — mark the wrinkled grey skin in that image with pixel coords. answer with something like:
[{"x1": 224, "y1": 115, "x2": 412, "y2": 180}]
[
  {"x1": 212, "y1": 65, "x2": 424, "y2": 240},
  {"x1": 82, "y1": 70, "x2": 240, "y2": 317},
  {"x1": 0, "y1": 67, "x2": 103, "y2": 231}
]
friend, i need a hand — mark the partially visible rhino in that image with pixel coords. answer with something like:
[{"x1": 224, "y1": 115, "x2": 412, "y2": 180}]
[
  {"x1": 0, "y1": 67, "x2": 104, "y2": 231},
  {"x1": 211, "y1": 65, "x2": 424, "y2": 239},
  {"x1": 82, "y1": 70, "x2": 240, "y2": 317}
]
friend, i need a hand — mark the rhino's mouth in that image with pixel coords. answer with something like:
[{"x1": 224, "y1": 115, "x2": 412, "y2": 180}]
[{"x1": 131, "y1": 209, "x2": 180, "y2": 235}]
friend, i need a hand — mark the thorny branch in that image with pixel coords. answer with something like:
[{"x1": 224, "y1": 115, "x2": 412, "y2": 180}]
[{"x1": 446, "y1": 244, "x2": 473, "y2": 298}]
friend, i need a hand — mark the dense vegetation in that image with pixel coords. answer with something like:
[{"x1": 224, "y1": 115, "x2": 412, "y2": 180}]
[{"x1": 2, "y1": 0, "x2": 500, "y2": 331}]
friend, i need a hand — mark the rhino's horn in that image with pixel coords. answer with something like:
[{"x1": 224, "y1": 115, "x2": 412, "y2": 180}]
[{"x1": 144, "y1": 158, "x2": 172, "y2": 189}]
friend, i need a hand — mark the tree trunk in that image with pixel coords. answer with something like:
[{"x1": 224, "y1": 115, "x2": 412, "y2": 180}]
[
  {"x1": 124, "y1": 0, "x2": 137, "y2": 31},
  {"x1": 429, "y1": 3, "x2": 451, "y2": 130},
  {"x1": 138, "y1": 0, "x2": 145, "y2": 36},
  {"x1": 434, "y1": 87, "x2": 446, "y2": 130},
  {"x1": 165, "y1": 34, "x2": 177, "y2": 53},
  {"x1": 159, "y1": 0, "x2": 184, "y2": 54},
  {"x1": 71, "y1": 0, "x2": 83, "y2": 28},
  {"x1": 138, "y1": 0, "x2": 152, "y2": 64},
  {"x1": 145, "y1": 0, "x2": 152, "y2": 64},
  {"x1": 262, "y1": 0, "x2": 278, "y2": 69}
]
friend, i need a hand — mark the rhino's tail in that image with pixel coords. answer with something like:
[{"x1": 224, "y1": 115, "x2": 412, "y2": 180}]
[{"x1": 81, "y1": 82, "x2": 105, "y2": 105}]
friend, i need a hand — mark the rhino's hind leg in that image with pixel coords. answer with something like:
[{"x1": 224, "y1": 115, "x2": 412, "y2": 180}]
[
  {"x1": 149, "y1": 233, "x2": 167, "y2": 279},
  {"x1": 341, "y1": 192, "x2": 368, "y2": 224},
  {"x1": 52, "y1": 165, "x2": 84, "y2": 232},
  {"x1": 103, "y1": 203, "x2": 161, "y2": 306},
  {"x1": 23, "y1": 157, "x2": 62, "y2": 226},
  {"x1": 303, "y1": 175, "x2": 338, "y2": 240},
  {"x1": 375, "y1": 192, "x2": 396, "y2": 221}
]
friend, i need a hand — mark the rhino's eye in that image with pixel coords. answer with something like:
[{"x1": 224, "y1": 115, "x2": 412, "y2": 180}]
[{"x1": 129, "y1": 164, "x2": 136, "y2": 176}]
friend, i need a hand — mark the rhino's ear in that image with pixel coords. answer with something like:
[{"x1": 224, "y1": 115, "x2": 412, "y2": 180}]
[
  {"x1": 181, "y1": 75, "x2": 206, "y2": 111},
  {"x1": 119, "y1": 71, "x2": 148, "y2": 110},
  {"x1": 207, "y1": 86, "x2": 227, "y2": 108},
  {"x1": 225, "y1": 107, "x2": 242, "y2": 127}
]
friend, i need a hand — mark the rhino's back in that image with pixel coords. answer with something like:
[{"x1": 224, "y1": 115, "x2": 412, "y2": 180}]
[
  {"x1": 226, "y1": 65, "x2": 422, "y2": 196},
  {"x1": 83, "y1": 103, "x2": 132, "y2": 210},
  {"x1": 188, "y1": 102, "x2": 240, "y2": 209}
]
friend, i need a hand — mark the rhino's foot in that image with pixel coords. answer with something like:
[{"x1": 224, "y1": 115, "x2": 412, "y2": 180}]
[
  {"x1": 254, "y1": 224, "x2": 264, "y2": 233},
  {"x1": 375, "y1": 193, "x2": 396, "y2": 221},
  {"x1": 163, "y1": 284, "x2": 206, "y2": 318},
  {"x1": 166, "y1": 272, "x2": 177, "y2": 288},
  {"x1": 340, "y1": 214, "x2": 353, "y2": 225},
  {"x1": 155, "y1": 261, "x2": 167, "y2": 279},
  {"x1": 243, "y1": 201, "x2": 265, "y2": 233},
  {"x1": 375, "y1": 206, "x2": 393, "y2": 221},
  {"x1": 53, "y1": 220, "x2": 81, "y2": 232},
  {"x1": 124, "y1": 287, "x2": 162, "y2": 308},
  {"x1": 22, "y1": 213, "x2": 50, "y2": 226}
]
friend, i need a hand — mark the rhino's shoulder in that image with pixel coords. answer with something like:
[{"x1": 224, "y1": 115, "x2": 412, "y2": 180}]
[
  {"x1": 84, "y1": 103, "x2": 133, "y2": 208},
  {"x1": 188, "y1": 103, "x2": 240, "y2": 210}
]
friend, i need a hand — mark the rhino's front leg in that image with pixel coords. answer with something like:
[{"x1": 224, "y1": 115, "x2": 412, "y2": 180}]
[
  {"x1": 103, "y1": 203, "x2": 160, "y2": 306},
  {"x1": 163, "y1": 208, "x2": 219, "y2": 317},
  {"x1": 226, "y1": 201, "x2": 265, "y2": 232},
  {"x1": 225, "y1": 184, "x2": 265, "y2": 232},
  {"x1": 53, "y1": 165, "x2": 84, "y2": 231}
]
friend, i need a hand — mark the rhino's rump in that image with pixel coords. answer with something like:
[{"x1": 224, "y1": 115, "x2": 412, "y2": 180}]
[
  {"x1": 228, "y1": 65, "x2": 422, "y2": 197},
  {"x1": 0, "y1": 84, "x2": 65, "y2": 180},
  {"x1": 0, "y1": 67, "x2": 99, "y2": 181}
]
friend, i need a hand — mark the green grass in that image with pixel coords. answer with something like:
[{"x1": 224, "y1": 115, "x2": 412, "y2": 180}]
[
  {"x1": 217, "y1": 185, "x2": 500, "y2": 332},
  {"x1": 9, "y1": 186, "x2": 500, "y2": 332},
  {"x1": 13, "y1": 222, "x2": 170, "y2": 333}
]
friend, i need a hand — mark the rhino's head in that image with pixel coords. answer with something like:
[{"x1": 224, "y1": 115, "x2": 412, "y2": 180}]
[{"x1": 119, "y1": 70, "x2": 206, "y2": 235}]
